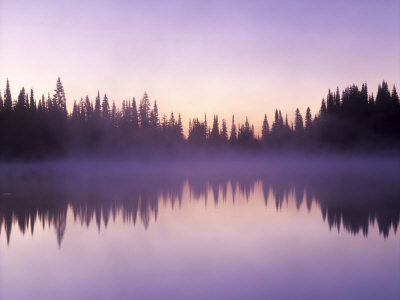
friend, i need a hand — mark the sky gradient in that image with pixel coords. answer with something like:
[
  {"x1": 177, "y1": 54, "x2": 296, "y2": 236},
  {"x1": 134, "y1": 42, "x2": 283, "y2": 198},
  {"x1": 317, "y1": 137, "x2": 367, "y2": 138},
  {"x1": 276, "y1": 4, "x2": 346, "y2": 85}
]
[{"x1": 1, "y1": 0, "x2": 399, "y2": 131}]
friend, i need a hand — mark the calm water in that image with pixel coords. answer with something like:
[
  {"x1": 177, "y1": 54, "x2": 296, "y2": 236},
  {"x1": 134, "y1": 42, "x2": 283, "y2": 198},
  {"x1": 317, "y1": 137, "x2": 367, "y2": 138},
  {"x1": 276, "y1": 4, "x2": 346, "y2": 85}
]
[{"x1": 0, "y1": 159, "x2": 399, "y2": 299}]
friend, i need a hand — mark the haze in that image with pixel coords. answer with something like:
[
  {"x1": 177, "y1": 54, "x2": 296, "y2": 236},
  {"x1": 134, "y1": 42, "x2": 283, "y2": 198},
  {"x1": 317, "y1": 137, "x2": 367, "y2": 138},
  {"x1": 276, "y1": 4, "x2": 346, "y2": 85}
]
[{"x1": 0, "y1": 0, "x2": 399, "y2": 126}]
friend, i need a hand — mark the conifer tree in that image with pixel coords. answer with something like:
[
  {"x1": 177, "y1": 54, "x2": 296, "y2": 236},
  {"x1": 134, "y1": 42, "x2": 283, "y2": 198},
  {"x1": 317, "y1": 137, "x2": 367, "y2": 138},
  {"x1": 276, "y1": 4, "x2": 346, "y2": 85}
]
[
  {"x1": 4, "y1": 79, "x2": 12, "y2": 112},
  {"x1": 238, "y1": 117, "x2": 254, "y2": 143},
  {"x1": 177, "y1": 113, "x2": 183, "y2": 138},
  {"x1": 230, "y1": 115, "x2": 237, "y2": 142},
  {"x1": 85, "y1": 96, "x2": 92, "y2": 120},
  {"x1": 37, "y1": 97, "x2": 43, "y2": 113},
  {"x1": 72, "y1": 100, "x2": 80, "y2": 120},
  {"x1": 320, "y1": 98, "x2": 327, "y2": 116},
  {"x1": 279, "y1": 111, "x2": 284, "y2": 128},
  {"x1": 79, "y1": 97, "x2": 85, "y2": 119},
  {"x1": 305, "y1": 107, "x2": 312, "y2": 131},
  {"x1": 327, "y1": 89, "x2": 334, "y2": 113},
  {"x1": 16, "y1": 87, "x2": 26, "y2": 113},
  {"x1": 361, "y1": 83, "x2": 368, "y2": 106},
  {"x1": 161, "y1": 114, "x2": 167, "y2": 131},
  {"x1": 262, "y1": 114, "x2": 269, "y2": 141},
  {"x1": 53, "y1": 77, "x2": 67, "y2": 115},
  {"x1": 221, "y1": 119, "x2": 228, "y2": 141},
  {"x1": 368, "y1": 93, "x2": 375, "y2": 107},
  {"x1": 272, "y1": 109, "x2": 279, "y2": 133},
  {"x1": 294, "y1": 108, "x2": 304, "y2": 134},
  {"x1": 376, "y1": 81, "x2": 391, "y2": 109},
  {"x1": 29, "y1": 89, "x2": 36, "y2": 113},
  {"x1": 334, "y1": 87, "x2": 341, "y2": 111},
  {"x1": 150, "y1": 100, "x2": 159, "y2": 128},
  {"x1": 169, "y1": 112, "x2": 175, "y2": 128},
  {"x1": 139, "y1": 92, "x2": 151, "y2": 128},
  {"x1": 38, "y1": 94, "x2": 45, "y2": 113},
  {"x1": 102, "y1": 94, "x2": 110, "y2": 120},
  {"x1": 210, "y1": 115, "x2": 219, "y2": 141}
]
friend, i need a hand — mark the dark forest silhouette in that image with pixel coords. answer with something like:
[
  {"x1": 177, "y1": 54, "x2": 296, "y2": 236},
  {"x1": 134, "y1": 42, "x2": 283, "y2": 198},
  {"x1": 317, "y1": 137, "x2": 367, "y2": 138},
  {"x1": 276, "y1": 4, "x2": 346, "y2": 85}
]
[
  {"x1": 1, "y1": 163, "x2": 399, "y2": 246},
  {"x1": 0, "y1": 78, "x2": 399, "y2": 159}
]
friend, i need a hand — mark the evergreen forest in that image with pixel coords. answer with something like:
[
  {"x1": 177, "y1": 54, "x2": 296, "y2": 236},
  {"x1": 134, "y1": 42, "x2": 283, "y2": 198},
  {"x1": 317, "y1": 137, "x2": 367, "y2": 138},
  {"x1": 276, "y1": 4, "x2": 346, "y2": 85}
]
[{"x1": 0, "y1": 78, "x2": 399, "y2": 159}]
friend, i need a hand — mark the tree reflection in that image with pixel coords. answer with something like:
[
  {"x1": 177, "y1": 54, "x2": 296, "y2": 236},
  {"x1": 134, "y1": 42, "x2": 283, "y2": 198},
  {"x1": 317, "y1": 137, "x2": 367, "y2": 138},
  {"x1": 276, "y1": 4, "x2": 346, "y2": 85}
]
[{"x1": 0, "y1": 164, "x2": 399, "y2": 246}]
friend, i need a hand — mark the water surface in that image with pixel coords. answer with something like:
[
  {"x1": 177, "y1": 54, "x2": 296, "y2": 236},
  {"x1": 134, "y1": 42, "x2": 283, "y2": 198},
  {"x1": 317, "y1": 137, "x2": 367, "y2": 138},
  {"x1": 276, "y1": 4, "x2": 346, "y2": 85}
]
[{"x1": 0, "y1": 159, "x2": 399, "y2": 299}]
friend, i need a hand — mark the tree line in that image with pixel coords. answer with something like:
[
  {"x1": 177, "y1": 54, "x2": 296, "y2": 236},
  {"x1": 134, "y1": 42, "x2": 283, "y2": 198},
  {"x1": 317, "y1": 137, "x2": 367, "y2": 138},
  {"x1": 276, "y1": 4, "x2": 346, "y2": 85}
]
[{"x1": 0, "y1": 78, "x2": 399, "y2": 159}]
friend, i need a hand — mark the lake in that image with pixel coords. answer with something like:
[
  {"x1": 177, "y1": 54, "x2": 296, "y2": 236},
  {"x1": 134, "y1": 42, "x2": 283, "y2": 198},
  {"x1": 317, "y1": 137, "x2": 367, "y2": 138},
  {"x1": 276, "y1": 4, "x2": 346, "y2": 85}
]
[{"x1": 0, "y1": 158, "x2": 399, "y2": 299}]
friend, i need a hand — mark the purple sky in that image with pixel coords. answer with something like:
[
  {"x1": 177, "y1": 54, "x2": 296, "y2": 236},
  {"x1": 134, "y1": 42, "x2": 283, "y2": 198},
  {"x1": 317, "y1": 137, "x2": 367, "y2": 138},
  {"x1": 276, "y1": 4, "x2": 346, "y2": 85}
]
[{"x1": 0, "y1": 0, "x2": 399, "y2": 130}]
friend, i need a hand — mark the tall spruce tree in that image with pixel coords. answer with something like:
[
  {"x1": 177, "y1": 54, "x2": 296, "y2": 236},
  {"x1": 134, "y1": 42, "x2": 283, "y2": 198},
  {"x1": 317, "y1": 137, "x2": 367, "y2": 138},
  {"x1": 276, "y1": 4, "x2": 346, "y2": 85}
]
[
  {"x1": 53, "y1": 77, "x2": 67, "y2": 115},
  {"x1": 161, "y1": 114, "x2": 167, "y2": 131},
  {"x1": 4, "y1": 79, "x2": 12, "y2": 112},
  {"x1": 131, "y1": 98, "x2": 139, "y2": 129},
  {"x1": 230, "y1": 115, "x2": 237, "y2": 142},
  {"x1": 294, "y1": 108, "x2": 304, "y2": 134},
  {"x1": 150, "y1": 100, "x2": 159, "y2": 128},
  {"x1": 102, "y1": 94, "x2": 110, "y2": 120},
  {"x1": 305, "y1": 107, "x2": 312, "y2": 131},
  {"x1": 169, "y1": 112, "x2": 175, "y2": 127},
  {"x1": 16, "y1": 87, "x2": 26, "y2": 113},
  {"x1": 262, "y1": 114, "x2": 269, "y2": 141},
  {"x1": 210, "y1": 115, "x2": 219, "y2": 141},
  {"x1": 177, "y1": 113, "x2": 183, "y2": 138},
  {"x1": 320, "y1": 99, "x2": 327, "y2": 116},
  {"x1": 376, "y1": 81, "x2": 391, "y2": 109},
  {"x1": 221, "y1": 119, "x2": 228, "y2": 141},
  {"x1": 334, "y1": 87, "x2": 341, "y2": 111},
  {"x1": 139, "y1": 92, "x2": 151, "y2": 128},
  {"x1": 326, "y1": 89, "x2": 334, "y2": 113},
  {"x1": 85, "y1": 95, "x2": 92, "y2": 120},
  {"x1": 29, "y1": 89, "x2": 36, "y2": 113}
]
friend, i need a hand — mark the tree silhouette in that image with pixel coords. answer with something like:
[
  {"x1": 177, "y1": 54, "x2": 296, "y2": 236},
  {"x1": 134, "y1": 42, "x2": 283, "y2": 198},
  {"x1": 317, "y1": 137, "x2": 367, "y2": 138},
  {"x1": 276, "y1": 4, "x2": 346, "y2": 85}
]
[
  {"x1": 305, "y1": 107, "x2": 312, "y2": 131},
  {"x1": 131, "y1": 97, "x2": 139, "y2": 129},
  {"x1": 230, "y1": 115, "x2": 237, "y2": 143},
  {"x1": 29, "y1": 89, "x2": 36, "y2": 113},
  {"x1": 221, "y1": 119, "x2": 228, "y2": 142},
  {"x1": 238, "y1": 117, "x2": 254, "y2": 145},
  {"x1": 177, "y1": 113, "x2": 183, "y2": 139},
  {"x1": 4, "y1": 79, "x2": 12, "y2": 112},
  {"x1": 150, "y1": 100, "x2": 159, "y2": 129},
  {"x1": 294, "y1": 108, "x2": 303, "y2": 135},
  {"x1": 210, "y1": 115, "x2": 220, "y2": 143},
  {"x1": 102, "y1": 94, "x2": 110, "y2": 120},
  {"x1": 53, "y1": 77, "x2": 67, "y2": 116},
  {"x1": 326, "y1": 89, "x2": 334, "y2": 114},
  {"x1": 0, "y1": 78, "x2": 399, "y2": 159},
  {"x1": 262, "y1": 114, "x2": 269, "y2": 142},
  {"x1": 320, "y1": 98, "x2": 327, "y2": 116},
  {"x1": 139, "y1": 92, "x2": 151, "y2": 128}
]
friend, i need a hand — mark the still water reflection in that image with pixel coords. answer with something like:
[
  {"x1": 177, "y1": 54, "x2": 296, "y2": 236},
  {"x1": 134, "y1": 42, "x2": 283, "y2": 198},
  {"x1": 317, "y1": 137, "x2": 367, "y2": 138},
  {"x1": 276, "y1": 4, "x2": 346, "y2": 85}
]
[{"x1": 0, "y1": 161, "x2": 399, "y2": 299}]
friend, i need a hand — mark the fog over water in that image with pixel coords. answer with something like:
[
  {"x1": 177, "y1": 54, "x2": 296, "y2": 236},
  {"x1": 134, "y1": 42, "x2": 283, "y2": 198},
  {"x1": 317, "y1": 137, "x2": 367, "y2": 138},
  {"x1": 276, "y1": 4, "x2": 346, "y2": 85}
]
[{"x1": 0, "y1": 157, "x2": 399, "y2": 299}]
